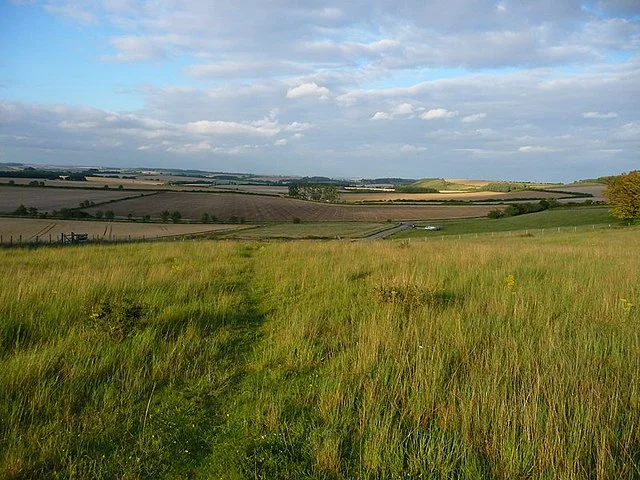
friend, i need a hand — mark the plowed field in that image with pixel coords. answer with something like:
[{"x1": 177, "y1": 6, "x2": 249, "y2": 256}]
[
  {"x1": 0, "y1": 186, "x2": 147, "y2": 213},
  {"x1": 82, "y1": 191, "x2": 496, "y2": 222}
]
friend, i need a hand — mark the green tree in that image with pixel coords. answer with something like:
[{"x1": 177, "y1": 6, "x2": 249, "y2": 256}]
[
  {"x1": 604, "y1": 170, "x2": 640, "y2": 221},
  {"x1": 200, "y1": 212, "x2": 210, "y2": 224},
  {"x1": 171, "y1": 211, "x2": 182, "y2": 224},
  {"x1": 105, "y1": 210, "x2": 115, "y2": 221},
  {"x1": 160, "y1": 210, "x2": 170, "y2": 223},
  {"x1": 288, "y1": 184, "x2": 300, "y2": 198}
]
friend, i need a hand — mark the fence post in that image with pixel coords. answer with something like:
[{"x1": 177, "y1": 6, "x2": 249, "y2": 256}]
[
  {"x1": 36, "y1": 235, "x2": 39, "y2": 244},
  {"x1": 19, "y1": 235, "x2": 22, "y2": 245},
  {"x1": 10, "y1": 236, "x2": 13, "y2": 246},
  {"x1": 49, "y1": 234, "x2": 52, "y2": 244}
]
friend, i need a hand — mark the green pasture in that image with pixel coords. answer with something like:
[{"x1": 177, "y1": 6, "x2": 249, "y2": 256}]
[
  {"x1": 391, "y1": 206, "x2": 618, "y2": 238},
  {"x1": 1, "y1": 227, "x2": 639, "y2": 479}
]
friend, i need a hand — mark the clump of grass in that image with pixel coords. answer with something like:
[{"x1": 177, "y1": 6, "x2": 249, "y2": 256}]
[{"x1": 89, "y1": 295, "x2": 145, "y2": 340}]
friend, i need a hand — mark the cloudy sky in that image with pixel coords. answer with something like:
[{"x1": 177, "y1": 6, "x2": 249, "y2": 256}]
[{"x1": 1, "y1": 0, "x2": 639, "y2": 181}]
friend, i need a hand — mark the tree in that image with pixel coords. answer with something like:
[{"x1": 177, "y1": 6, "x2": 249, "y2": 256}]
[
  {"x1": 105, "y1": 210, "x2": 115, "y2": 221},
  {"x1": 200, "y1": 212, "x2": 210, "y2": 224},
  {"x1": 160, "y1": 210, "x2": 170, "y2": 223},
  {"x1": 171, "y1": 211, "x2": 182, "y2": 224},
  {"x1": 288, "y1": 184, "x2": 300, "y2": 198},
  {"x1": 604, "y1": 170, "x2": 640, "y2": 221}
]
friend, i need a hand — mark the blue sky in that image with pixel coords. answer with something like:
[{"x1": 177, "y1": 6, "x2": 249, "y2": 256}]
[{"x1": 1, "y1": 0, "x2": 639, "y2": 181}]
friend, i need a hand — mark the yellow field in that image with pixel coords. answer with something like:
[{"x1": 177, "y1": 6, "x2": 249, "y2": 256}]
[{"x1": 0, "y1": 217, "x2": 249, "y2": 243}]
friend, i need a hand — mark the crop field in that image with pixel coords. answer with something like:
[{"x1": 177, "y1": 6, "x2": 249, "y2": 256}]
[
  {"x1": 209, "y1": 185, "x2": 289, "y2": 195},
  {"x1": 0, "y1": 186, "x2": 147, "y2": 214},
  {"x1": 217, "y1": 221, "x2": 389, "y2": 239},
  {"x1": 1, "y1": 228, "x2": 639, "y2": 479},
  {"x1": 81, "y1": 191, "x2": 496, "y2": 222},
  {"x1": 341, "y1": 190, "x2": 567, "y2": 203},
  {"x1": 549, "y1": 184, "x2": 607, "y2": 201},
  {"x1": 0, "y1": 217, "x2": 249, "y2": 243}
]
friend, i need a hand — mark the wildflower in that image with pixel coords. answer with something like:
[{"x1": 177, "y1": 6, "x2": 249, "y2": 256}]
[
  {"x1": 505, "y1": 274, "x2": 517, "y2": 294},
  {"x1": 620, "y1": 298, "x2": 635, "y2": 314}
]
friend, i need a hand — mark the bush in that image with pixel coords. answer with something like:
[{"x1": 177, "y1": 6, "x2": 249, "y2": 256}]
[{"x1": 488, "y1": 209, "x2": 505, "y2": 219}]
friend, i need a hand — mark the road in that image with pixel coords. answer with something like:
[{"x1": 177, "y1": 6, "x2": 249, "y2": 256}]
[{"x1": 362, "y1": 222, "x2": 414, "y2": 240}]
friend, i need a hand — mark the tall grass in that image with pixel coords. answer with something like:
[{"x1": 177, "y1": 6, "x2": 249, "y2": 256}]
[{"x1": 1, "y1": 228, "x2": 639, "y2": 478}]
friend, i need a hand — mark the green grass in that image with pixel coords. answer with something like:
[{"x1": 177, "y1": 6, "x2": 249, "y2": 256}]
[
  {"x1": 412, "y1": 178, "x2": 476, "y2": 191},
  {"x1": 392, "y1": 206, "x2": 618, "y2": 238},
  {"x1": 1, "y1": 228, "x2": 640, "y2": 479},
  {"x1": 216, "y1": 221, "x2": 389, "y2": 239}
]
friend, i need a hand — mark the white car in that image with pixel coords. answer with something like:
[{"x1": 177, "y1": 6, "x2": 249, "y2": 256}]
[{"x1": 424, "y1": 225, "x2": 441, "y2": 231}]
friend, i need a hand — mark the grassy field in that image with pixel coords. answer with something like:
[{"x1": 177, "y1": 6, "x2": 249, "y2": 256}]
[
  {"x1": 392, "y1": 207, "x2": 618, "y2": 238},
  {"x1": 81, "y1": 191, "x2": 496, "y2": 222},
  {"x1": 216, "y1": 222, "x2": 389, "y2": 239},
  {"x1": 1, "y1": 227, "x2": 639, "y2": 479}
]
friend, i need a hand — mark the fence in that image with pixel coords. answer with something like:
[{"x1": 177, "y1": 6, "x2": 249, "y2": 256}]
[{"x1": 0, "y1": 232, "x2": 193, "y2": 247}]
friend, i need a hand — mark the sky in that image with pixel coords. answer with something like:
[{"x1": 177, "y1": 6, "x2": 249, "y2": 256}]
[{"x1": 0, "y1": 0, "x2": 639, "y2": 181}]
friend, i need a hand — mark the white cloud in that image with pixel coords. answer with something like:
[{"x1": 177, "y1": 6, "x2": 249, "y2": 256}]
[
  {"x1": 400, "y1": 144, "x2": 427, "y2": 153},
  {"x1": 518, "y1": 145, "x2": 561, "y2": 153},
  {"x1": 286, "y1": 82, "x2": 330, "y2": 99},
  {"x1": 390, "y1": 103, "x2": 415, "y2": 116},
  {"x1": 186, "y1": 118, "x2": 295, "y2": 137},
  {"x1": 583, "y1": 111, "x2": 618, "y2": 119},
  {"x1": 102, "y1": 36, "x2": 166, "y2": 62},
  {"x1": 274, "y1": 138, "x2": 288, "y2": 146},
  {"x1": 421, "y1": 108, "x2": 458, "y2": 120},
  {"x1": 461, "y1": 113, "x2": 487, "y2": 123},
  {"x1": 370, "y1": 111, "x2": 390, "y2": 120}
]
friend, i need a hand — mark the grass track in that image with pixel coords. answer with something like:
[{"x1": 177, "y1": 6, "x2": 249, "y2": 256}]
[{"x1": 1, "y1": 228, "x2": 639, "y2": 478}]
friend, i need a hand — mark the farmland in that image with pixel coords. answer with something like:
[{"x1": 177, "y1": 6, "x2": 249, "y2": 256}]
[
  {"x1": 341, "y1": 189, "x2": 568, "y2": 203},
  {"x1": 217, "y1": 221, "x2": 389, "y2": 239},
  {"x1": 0, "y1": 185, "x2": 149, "y2": 214},
  {"x1": 1, "y1": 227, "x2": 639, "y2": 479},
  {"x1": 0, "y1": 217, "x2": 249, "y2": 243},
  {"x1": 81, "y1": 191, "x2": 496, "y2": 222},
  {"x1": 391, "y1": 206, "x2": 618, "y2": 238}
]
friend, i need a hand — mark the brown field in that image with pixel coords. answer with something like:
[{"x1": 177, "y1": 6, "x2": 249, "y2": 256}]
[
  {"x1": 341, "y1": 189, "x2": 567, "y2": 202},
  {"x1": 0, "y1": 177, "x2": 233, "y2": 192},
  {"x1": 0, "y1": 217, "x2": 248, "y2": 243},
  {"x1": 81, "y1": 191, "x2": 496, "y2": 222},
  {"x1": 209, "y1": 185, "x2": 289, "y2": 195},
  {"x1": 0, "y1": 186, "x2": 146, "y2": 213},
  {"x1": 550, "y1": 184, "x2": 606, "y2": 201}
]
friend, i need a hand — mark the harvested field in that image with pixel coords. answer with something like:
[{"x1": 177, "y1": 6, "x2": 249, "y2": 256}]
[
  {"x1": 550, "y1": 184, "x2": 606, "y2": 201},
  {"x1": 81, "y1": 191, "x2": 497, "y2": 222},
  {"x1": 341, "y1": 189, "x2": 568, "y2": 202},
  {"x1": 209, "y1": 185, "x2": 289, "y2": 195},
  {"x1": 0, "y1": 217, "x2": 248, "y2": 243},
  {"x1": 0, "y1": 186, "x2": 146, "y2": 213}
]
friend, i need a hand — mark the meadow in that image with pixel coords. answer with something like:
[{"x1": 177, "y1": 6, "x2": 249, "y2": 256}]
[
  {"x1": 392, "y1": 207, "x2": 617, "y2": 238},
  {"x1": 1, "y1": 227, "x2": 639, "y2": 479}
]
